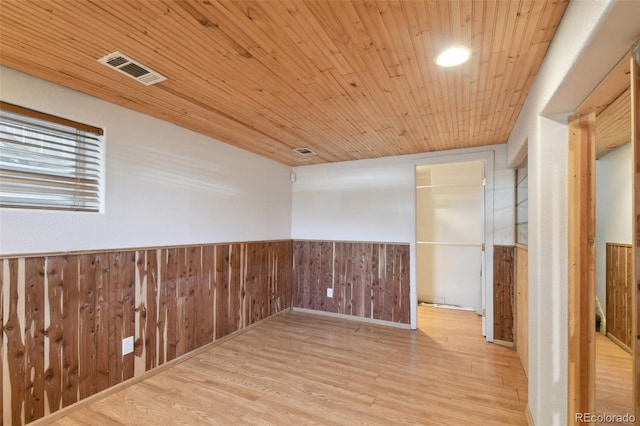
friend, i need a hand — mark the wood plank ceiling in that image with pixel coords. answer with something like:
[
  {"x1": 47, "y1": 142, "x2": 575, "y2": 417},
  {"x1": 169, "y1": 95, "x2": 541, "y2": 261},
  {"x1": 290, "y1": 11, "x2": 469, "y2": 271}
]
[
  {"x1": 596, "y1": 87, "x2": 631, "y2": 159},
  {"x1": 0, "y1": 1, "x2": 569, "y2": 166},
  {"x1": 577, "y1": 53, "x2": 632, "y2": 159}
]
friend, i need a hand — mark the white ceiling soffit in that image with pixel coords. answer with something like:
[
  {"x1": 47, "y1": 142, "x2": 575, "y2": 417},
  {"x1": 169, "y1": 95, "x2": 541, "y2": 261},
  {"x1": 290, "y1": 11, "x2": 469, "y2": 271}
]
[{"x1": 543, "y1": 0, "x2": 640, "y2": 116}]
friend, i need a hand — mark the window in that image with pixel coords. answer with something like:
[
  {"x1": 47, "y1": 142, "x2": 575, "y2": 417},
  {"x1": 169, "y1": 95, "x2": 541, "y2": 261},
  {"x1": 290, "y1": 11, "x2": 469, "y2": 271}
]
[
  {"x1": 516, "y1": 161, "x2": 528, "y2": 245},
  {"x1": 0, "y1": 102, "x2": 103, "y2": 212}
]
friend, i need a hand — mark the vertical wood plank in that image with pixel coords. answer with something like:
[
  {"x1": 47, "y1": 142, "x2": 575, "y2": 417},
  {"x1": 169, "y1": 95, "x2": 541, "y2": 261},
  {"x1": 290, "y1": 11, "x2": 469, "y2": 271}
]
[
  {"x1": 202, "y1": 246, "x2": 214, "y2": 343},
  {"x1": 606, "y1": 243, "x2": 633, "y2": 350},
  {"x1": 212, "y1": 245, "x2": 220, "y2": 340},
  {"x1": 493, "y1": 246, "x2": 515, "y2": 342},
  {"x1": 24, "y1": 257, "x2": 45, "y2": 423},
  {"x1": 299, "y1": 241, "x2": 310, "y2": 310},
  {"x1": 44, "y1": 256, "x2": 64, "y2": 415},
  {"x1": 516, "y1": 246, "x2": 529, "y2": 376},
  {"x1": 229, "y1": 244, "x2": 241, "y2": 335},
  {"x1": 62, "y1": 255, "x2": 79, "y2": 408},
  {"x1": 215, "y1": 244, "x2": 229, "y2": 340},
  {"x1": 391, "y1": 245, "x2": 402, "y2": 322},
  {"x1": 335, "y1": 242, "x2": 346, "y2": 315},
  {"x1": 369, "y1": 244, "x2": 379, "y2": 320},
  {"x1": 382, "y1": 243, "x2": 394, "y2": 322},
  {"x1": 363, "y1": 243, "x2": 373, "y2": 319},
  {"x1": 567, "y1": 112, "x2": 596, "y2": 423},
  {"x1": 291, "y1": 241, "x2": 300, "y2": 309},
  {"x1": 245, "y1": 243, "x2": 259, "y2": 325},
  {"x1": 177, "y1": 247, "x2": 190, "y2": 355},
  {"x1": 134, "y1": 250, "x2": 147, "y2": 377},
  {"x1": 107, "y1": 252, "x2": 122, "y2": 387},
  {"x1": 175, "y1": 247, "x2": 186, "y2": 357},
  {"x1": 400, "y1": 245, "x2": 410, "y2": 324},
  {"x1": 373, "y1": 244, "x2": 384, "y2": 320},
  {"x1": 631, "y1": 46, "x2": 640, "y2": 421},
  {"x1": 312, "y1": 241, "x2": 323, "y2": 312},
  {"x1": 194, "y1": 246, "x2": 204, "y2": 347},
  {"x1": 188, "y1": 247, "x2": 196, "y2": 352},
  {"x1": 391, "y1": 243, "x2": 400, "y2": 323},
  {"x1": 267, "y1": 244, "x2": 274, "y2": 317},
  {"x1": 244, "y1": 244, "x2": 253, "y2": 327},
  {"x1": 259, "y1": 243, "x2": 267, "y2": 322},
  {"x1": 145, "y1": 249, "x2": 158, "y2": 371},
  {"x1": 239, "y1": 244, "x2": 246, "y2": 330},
  {"x1": 122, "y1": 251, "x2": 136, "y2": 381},
  {"x1": 0, "y1": 259, "x2": 3, "y2": 425},
  {"x1": 626, "y1": 245, "x2": 633, "y2": 348},
  {"x1": 78, "y1": 255, "x2": 97, "y2": 400},
  {"x1": 165, "y1": 248, "x2": 178, "y2": 362},
  {"x1": 94, "y1": 253, "x2": 110, "y2": 393},
  {"x1": 320, "y1": 242, "x2": 333, "y2": 313},
  {"x1": 278, "y1": 240, "x2": 293, "y2": 312},
  {"x1": 352, "y1": 243, "x2": 364, "y2": 318},
  {"x1": 223, "y1": 244, "x2": 232, "y2": 339},
  {"x1": 157, "y1": 249, "x2": 168, "y2": 367},
  {"x1": 257, "y1": 243, "x2": 267, "y2": 322},
  {"x1": 6, "y1": 258, "x2": 25, "y2": 425},
  {"x1": 188, "y1": 246, "x2": 200, "y2": 351}
]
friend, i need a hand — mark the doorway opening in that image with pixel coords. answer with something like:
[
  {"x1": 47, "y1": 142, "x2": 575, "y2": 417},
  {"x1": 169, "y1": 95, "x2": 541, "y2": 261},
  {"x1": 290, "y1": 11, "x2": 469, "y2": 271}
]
[
  {"x1": 595, "y1": 136, "x2": 633, "y2": 419},
  {"x1": 568, "y1": 48, "x2": 639, "y2": 422},
  {"x1": 414, "y1": 158, "x2": 489, "y2": 338}
]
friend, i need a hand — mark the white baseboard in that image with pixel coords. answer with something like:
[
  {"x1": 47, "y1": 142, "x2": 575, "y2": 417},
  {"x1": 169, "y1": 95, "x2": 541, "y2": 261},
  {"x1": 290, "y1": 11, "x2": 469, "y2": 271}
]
[{"x1": 291, "y1": 307, "x2": 412, "y2": 329}]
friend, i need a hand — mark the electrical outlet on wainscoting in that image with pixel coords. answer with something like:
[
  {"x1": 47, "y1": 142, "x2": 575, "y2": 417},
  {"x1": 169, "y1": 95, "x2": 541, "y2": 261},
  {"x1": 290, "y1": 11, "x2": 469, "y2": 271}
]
[
  {"x1": 122, "y1": 336, "x2": 134, "y2": 355},
  {"x1": 327, "y1": 288, "x2": 333, "y2": 298}
]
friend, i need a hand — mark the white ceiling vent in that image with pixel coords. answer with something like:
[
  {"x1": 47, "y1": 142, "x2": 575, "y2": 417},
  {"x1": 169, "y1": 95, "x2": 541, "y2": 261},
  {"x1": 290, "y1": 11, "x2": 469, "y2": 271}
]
[
  {"x1": 98, "y1": 51, "x2": 166, "y2": 86},
  {"x1": 293, "y1": 147, "x2": 316, "y2": 158}
]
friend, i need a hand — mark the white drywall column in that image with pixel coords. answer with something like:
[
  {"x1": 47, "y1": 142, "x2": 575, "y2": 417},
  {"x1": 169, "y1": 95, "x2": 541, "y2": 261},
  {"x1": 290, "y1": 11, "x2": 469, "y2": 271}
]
[{"x1": 529, "y1": 114, "x2": 569, "y2": 424}]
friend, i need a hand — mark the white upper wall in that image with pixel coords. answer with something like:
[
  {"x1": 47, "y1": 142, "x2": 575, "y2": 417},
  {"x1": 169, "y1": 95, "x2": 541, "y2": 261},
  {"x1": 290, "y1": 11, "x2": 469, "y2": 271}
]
[
  {"x1": 291, "y1": 144, "x2": 514, "y2": 245},
  {"x1": 595, "y1": 143, "x2": 632, "y2": 319},
  {"x1": 0, "y1": 66, "x2": 292, "y2": 255}
]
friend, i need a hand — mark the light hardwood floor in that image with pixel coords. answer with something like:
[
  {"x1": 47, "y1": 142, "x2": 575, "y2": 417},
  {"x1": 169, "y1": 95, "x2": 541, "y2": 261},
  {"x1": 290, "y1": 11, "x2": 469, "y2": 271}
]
[
  {"x1": 49, "y1": 306, "x2": 527, "y2": 425},
  {"x1": 595, "y1": 334, "x2": 633, "y2": 425}
]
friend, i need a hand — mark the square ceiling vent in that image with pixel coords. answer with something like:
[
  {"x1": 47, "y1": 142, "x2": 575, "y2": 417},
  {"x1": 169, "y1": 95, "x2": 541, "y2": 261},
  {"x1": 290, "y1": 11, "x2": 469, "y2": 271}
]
[
  {"x1": 98, "y1": 51, "x2": 166, "y2": 86},
  {"x1": 293, "y1": 147, "x2": 316, "y2": 157}
]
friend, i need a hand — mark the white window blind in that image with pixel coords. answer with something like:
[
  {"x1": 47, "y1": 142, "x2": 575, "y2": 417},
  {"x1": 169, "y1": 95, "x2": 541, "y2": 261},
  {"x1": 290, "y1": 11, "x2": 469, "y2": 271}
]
[{"x1": 0, "y1": 102, "x2": 103, "y2": 212}]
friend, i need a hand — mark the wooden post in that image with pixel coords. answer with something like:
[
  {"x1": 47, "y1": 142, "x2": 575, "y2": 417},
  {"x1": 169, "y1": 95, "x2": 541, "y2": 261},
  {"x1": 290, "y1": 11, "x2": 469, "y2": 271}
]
[
  {"x1": 567, "y1": 112, "x2": 596, "y2": 424},
  {"x1": 631, "y1": 44, "x2": 640, "y2": 422}
]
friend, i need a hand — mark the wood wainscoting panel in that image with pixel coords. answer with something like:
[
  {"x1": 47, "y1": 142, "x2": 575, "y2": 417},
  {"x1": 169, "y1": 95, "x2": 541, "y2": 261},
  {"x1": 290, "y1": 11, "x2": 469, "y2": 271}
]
[
  {"x1": 0, "y1": 258, "x2": 3, "y2": 424},
  {"x1": 515, "y1": 245, "x2": 528, "y2": 376},
  {"x1": 0, "y1": 240, "x2": 292, "y2": 425},
  {"x1": 292, "y1": 240, "x2": 410, "y2": 324},
  {"x1": 494, "y1": 246, "x2": 515, "y2": 343},
  {"x1": 605, "y1": 243, "x2": 633, "y2": 351}
]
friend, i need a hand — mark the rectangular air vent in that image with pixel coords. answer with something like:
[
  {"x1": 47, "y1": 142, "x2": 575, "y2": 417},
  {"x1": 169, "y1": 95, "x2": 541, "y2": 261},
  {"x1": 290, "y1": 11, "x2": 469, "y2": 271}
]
[
  {"x1": 98, "y1": 51, "x2": 166, "y2": 86},
  {"x1": 293, "y1": 147, "x2": 316, "y2": 156}
]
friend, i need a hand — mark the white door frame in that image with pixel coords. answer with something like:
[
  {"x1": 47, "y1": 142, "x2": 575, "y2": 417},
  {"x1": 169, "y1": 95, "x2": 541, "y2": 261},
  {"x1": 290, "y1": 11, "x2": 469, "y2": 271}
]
[{"x1": 410, "y1": 150, "x2": 495, "y2": 343}]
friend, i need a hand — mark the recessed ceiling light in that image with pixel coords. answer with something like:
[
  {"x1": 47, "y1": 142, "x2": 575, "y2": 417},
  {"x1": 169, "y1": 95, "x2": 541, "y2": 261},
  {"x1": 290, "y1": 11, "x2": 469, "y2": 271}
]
[{"x1": 435, "y1": 47, "x2": 471, "y2": 67}]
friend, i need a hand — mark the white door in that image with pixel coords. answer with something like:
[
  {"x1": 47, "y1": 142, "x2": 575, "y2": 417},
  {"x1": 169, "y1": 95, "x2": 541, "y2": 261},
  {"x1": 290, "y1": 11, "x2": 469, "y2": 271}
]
[{"x1": 416, "y1": 160, "x2": 486, "y2": 333}]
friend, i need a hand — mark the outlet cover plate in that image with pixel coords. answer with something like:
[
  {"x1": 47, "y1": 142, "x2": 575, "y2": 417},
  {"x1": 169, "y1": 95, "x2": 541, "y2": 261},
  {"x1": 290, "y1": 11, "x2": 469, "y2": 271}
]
[
  {"x1": 327, "y1": 288, "x2": 333, "y2": 298},
  {"x1": 122, "y1": 336, "x2": 134, "y2": 355}
]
